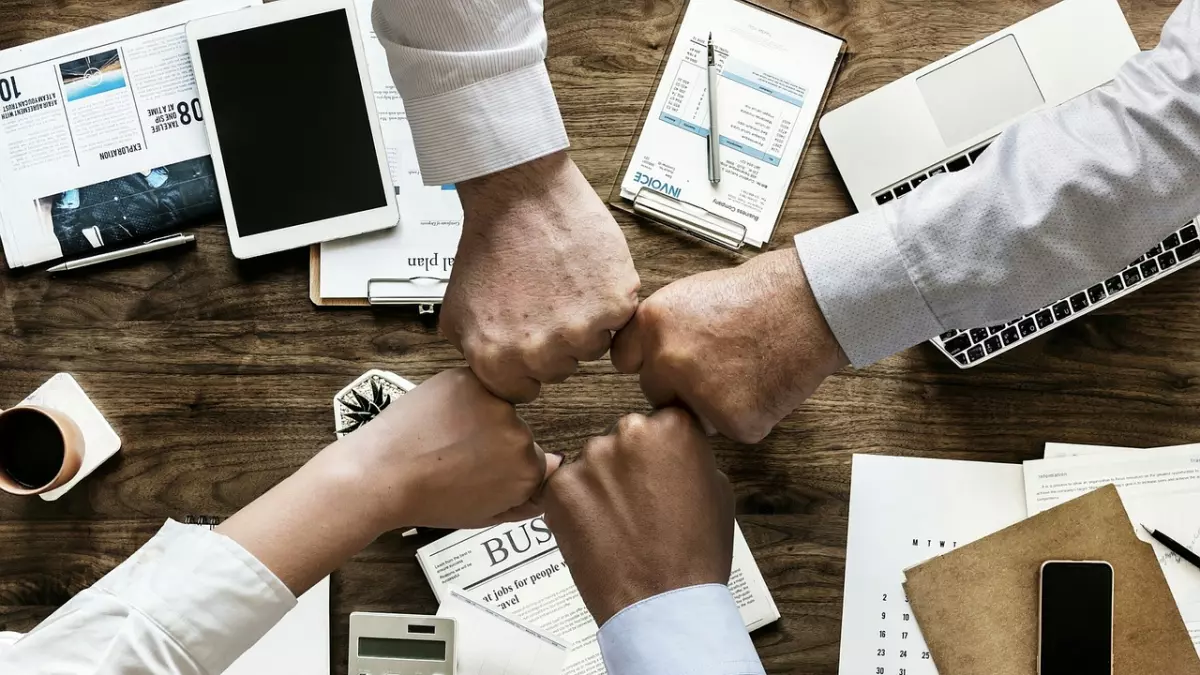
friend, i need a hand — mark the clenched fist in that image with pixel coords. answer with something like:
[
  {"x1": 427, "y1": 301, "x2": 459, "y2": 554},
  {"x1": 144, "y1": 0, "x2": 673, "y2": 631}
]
[
  {"x1": 443, "y1": 152, "x2": 640, "y2": 403},
  {"x1": 611, "y1": 249, "x2": 848, "y2": 443},
  {"x1": 542, "y1": 409, "x2": 734, "y2": 625}
]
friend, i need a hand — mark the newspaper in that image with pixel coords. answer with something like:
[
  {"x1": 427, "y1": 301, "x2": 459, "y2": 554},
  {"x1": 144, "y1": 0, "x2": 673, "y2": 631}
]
[
  {"x1": 0, "y1": 0, "x2": 258, "y2": 268},
  {"x1": 417, "y1": 516, "x2": 780, "y2": 675}
]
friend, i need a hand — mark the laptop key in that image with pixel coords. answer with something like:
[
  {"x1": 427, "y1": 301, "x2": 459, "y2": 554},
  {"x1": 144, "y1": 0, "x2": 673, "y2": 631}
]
[
  {"x1": 966, "y1": 345, "x2": 985, "y2": 362},
  {"x1": 1052, "y1": 301, "x2": 1072, "y2": 320},
  {"x1": 955, "y1": 352, "x2": 969, "y2": 365},
  {"x1": 1018, "y1": 319, "x2": 1038, "y2": 337},
  {"x1": 1141, "y1": 258, "x2": 1160, "y2": 277},
  {"x1": 928, "y1": 166, "x2": 947, "y2": 176},
  {"x1": 988, "y1": 324, "x2": 1005, "y2": 334},
  {"x1": 875, "y1": 191, "x2": 894, "y2": 205},
  {"x1": 1087, "y1": 284, "x2": 1106, "y2": 303},
  {"x1": 1177, "y1": 239, "x2": 1200, "y2": 260},
  {"x1": 1001, "y1": 326, "x2": 1020, "y2": 346},
  {"x1": 939, "y1": 329, "x2": 959, "y2": 341},
  {"x1": 1165, "y1": 232, "x2": 1181, "y2": 249},
  {"x1": 911, "y1": 174, "x2": 929, "y2": 188},
  {"x1": 1105, "y1": 275, "x2": 1124, "y2": 294},
  {"x1": 945, "y1": 334, "x2": 972, "y2": 354},
  {"x1": 893, "y1": 183, "x2": 912, "y2": 198},
  {"x1": 1070, "y1": 292, "x2": 1090, "y2": 312},
  {"x1": 1182, "y1": 223, "x2": 1198, "y2": 242},
  {"x1": 1146, "y1": 244, "x2": 1163, "y2": 257},
  {"x1": 1160, "y1": 250, "x2": 1178, "y2": 270},
  {"x1": 947, "y1": 155, "x2": 970, "y2": 172},
  {"x1": 968, "y1": 144, "x2": 990, "y2": 162},
  {"x1": 983, "y1": 336, "x2": 1002, "y2": 354},
  {"x1": 1123, "y1": 267, "x2": 1142, "y2": 286},
  {"x1": 969, "y1": 327, "x2": 989, "y2": 343},
  {"x1": 1035, "y1": 310, "x2": 1054, "y2": 328}
]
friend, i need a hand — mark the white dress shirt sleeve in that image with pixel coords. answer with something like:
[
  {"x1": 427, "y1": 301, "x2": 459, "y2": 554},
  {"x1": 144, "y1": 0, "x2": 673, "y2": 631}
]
[
  {"x1": 598, "y1": 584, "x2": 766, "y2": 675},
  {"x1": 796, "y1": 0, "x2": 1200, "y2": 366},
  {"x1": 0, "y1": 520, "x2": 295, "y2": 675},
  {"x1": 371, "y1": 0, "x2": 570, "y2": 186}
]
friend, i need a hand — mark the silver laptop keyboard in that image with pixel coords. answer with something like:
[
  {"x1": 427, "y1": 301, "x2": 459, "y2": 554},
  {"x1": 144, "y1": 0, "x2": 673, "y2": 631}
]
[{"x1": 873, "y1": 140, "x2": 1200, "y2": 369}]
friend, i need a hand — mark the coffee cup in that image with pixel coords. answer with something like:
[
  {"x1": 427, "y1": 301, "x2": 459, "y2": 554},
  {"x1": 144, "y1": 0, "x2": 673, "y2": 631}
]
[{"x1": 0, "y1": 406, "x2": 84, "y2": 496}]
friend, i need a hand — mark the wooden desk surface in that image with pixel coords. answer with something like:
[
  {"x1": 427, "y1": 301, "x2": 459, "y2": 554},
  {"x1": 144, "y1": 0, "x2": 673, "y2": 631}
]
[{"x1": 0, "y1": 0, "x2": 1190, "y2": 672}]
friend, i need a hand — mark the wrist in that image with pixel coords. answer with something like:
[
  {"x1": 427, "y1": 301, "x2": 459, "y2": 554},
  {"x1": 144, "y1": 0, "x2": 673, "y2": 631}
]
[
  {"x1": 457, "y1": 151, "x2": 573, "y2": 219},
  {"x1": 316, "y1": 433, "x2": 419, "y2": 535},
  {"x1": 766, "y1": 249, "x2": 849, "y2": 374}
]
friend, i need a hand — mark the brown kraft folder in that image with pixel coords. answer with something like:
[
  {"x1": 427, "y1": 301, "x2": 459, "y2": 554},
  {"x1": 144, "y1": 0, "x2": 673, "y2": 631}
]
[{"x1": 903, "y1": 484, "x2": 1199, "y2": 675}]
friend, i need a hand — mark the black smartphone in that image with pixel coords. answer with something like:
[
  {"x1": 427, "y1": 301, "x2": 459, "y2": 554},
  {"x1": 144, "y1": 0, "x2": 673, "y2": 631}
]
[{"x1": 1039, "y1": 560, "x2": 1114, "y2": 675}]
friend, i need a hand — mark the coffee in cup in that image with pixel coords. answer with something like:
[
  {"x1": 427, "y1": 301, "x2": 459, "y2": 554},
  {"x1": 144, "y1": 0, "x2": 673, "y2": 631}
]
[{"x1": 0, "y1": 406, "x2": 84, "y2": 496}]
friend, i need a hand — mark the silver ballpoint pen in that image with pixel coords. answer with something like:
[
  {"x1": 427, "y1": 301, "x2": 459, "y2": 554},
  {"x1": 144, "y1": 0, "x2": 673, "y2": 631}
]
[
  {"x1": 47, "y1": 233, "x2": 196, "y2": 272},
  {"x1": 707, "y1": 32, "x2": 721, "y2": 184}
]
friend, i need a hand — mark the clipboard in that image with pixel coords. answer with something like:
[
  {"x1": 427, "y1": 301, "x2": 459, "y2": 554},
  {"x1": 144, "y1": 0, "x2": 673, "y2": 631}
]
[
  {"x1": 608, "y1": 0, "x2": 846, "y2": 252},
  {"x1": 309, "y1": 244, "x2": 442, "y2": 313}
]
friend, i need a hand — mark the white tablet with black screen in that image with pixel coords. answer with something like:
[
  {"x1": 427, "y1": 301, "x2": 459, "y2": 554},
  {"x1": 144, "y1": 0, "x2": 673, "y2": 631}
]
[{"x1": 186, "y1": 0, "x2": 396, "y2": 259}]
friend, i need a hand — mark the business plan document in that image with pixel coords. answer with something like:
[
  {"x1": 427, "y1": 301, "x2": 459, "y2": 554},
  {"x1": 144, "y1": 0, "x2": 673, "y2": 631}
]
[
  {"x1": 839, "y1": 455, "x2": 1027, "y2": 675},
  {"x1": 618, "y1": 0, "x2": 842, "y2": 247}
]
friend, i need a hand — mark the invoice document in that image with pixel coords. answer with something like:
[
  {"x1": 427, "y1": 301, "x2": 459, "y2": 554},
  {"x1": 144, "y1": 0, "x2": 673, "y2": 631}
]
[
  {"x1": 618, "y1": 0, "x2": 842, "y2": 247},
  {"x1": 839, "y1": 454, "x2": 1027, "y2": 675}
]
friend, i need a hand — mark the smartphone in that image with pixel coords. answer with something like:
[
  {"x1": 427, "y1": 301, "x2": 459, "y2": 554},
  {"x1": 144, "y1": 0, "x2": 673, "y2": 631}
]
[{"x1": 1039, "y1": 560, "x2": 1114, "y2": 675}]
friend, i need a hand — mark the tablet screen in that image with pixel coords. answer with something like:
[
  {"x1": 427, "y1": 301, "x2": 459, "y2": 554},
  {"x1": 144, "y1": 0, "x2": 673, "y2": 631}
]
[{"x1": 197, "y1": 10, "x2": 387, "y2": 237}]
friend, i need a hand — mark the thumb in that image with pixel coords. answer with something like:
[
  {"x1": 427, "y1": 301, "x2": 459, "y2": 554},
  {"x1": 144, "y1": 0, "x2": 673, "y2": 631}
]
[
  {"x1": 610, "y1": 310, "x2": 645, "y2": 373},
  {"x1": 488, "y1": 449, "x2": 564, "y2": 525}
]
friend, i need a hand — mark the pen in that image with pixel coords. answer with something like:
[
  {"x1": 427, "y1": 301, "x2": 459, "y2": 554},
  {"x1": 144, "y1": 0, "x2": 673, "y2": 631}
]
[
  {"x1": 1142, "y1": 523, "x2": 1200, "y2": 573},
  {"x1": 47, "y1": 233, "x2": 196, "y2": 272},
  {"x1": 707, "y1": 32, "x2": 721, "y2": 185}
]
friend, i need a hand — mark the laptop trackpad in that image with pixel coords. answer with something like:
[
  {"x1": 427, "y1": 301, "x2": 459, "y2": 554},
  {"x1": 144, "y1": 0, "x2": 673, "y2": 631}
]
[{"x1": 917, "y1": 34, "x2": 1044, "y2": 147}]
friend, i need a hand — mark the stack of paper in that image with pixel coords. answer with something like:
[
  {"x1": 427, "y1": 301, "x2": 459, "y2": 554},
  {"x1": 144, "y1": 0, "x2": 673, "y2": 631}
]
[
  {"x1": 437, "y1": 586, "x2": 570, "y2": 675},
  {"x1": 1028, "y1": 442, "x2": 1200, "y2": 647},
  {"x1": 839, "y1": 449, "x2": 1200, "y2": 675}
]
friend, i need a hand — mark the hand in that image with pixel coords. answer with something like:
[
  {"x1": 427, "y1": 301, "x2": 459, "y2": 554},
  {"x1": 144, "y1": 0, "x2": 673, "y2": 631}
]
[
  {"x1": 443, "y1": 151, "x2": 640, "y2": 402},
  {"x1": 611, "y1": 249, "x2": 848, "y2": 443},
  {"x1": 340, "y1": 368, "x2": 560, "y2": 531},
  {"x1": 541, "y1": 409, "x2": 734, "y2": 625}
]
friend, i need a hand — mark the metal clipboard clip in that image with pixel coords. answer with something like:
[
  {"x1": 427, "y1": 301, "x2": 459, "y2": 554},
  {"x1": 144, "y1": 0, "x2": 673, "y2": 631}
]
[
  {"x1": 631, "y1": 187, "x2": 747, "y2": 251},
  {"x1": 367, "y1": 276, "x2": 449, "y2": 314}
]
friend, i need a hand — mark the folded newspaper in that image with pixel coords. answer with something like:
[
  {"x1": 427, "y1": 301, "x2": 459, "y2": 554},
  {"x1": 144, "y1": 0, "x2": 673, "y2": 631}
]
[
  {"x1": 417, "y1": 517, "x2": 779, "y2": 675},
  {"x1": 0, "y1": 0, "x2": 258, "y2": 268}
]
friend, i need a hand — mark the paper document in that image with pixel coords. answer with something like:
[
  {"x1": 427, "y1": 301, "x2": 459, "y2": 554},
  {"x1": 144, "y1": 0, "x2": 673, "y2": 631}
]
[
  {"x1": 618, "y1": 0, "x2": 841, "y2": 247},
  {"x1": 1028, "y1": 442, "x2": 1200, "y2": 651},
  {"x1": 317, "y1": 0, "x2": 462, "y2": 302},
  {"x1": 0, "y1": 0, "x2": 258, "y2": 267},
  {"x1": 224, "y1": 577, "x2": 330, "y2": 675},
  {"x1": 417, "y1": 516, "x2": 778, "y2": 675},
  {"x1": 839, "y1": 454, "x2": 1027, "y2": 675},
  {"x1": 438, "y1": 586, "x2": 570, "y2": 675}
]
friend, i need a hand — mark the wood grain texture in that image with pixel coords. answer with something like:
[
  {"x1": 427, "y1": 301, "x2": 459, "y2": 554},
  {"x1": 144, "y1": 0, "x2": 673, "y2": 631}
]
[{"x1": 0, "y1": 0, "x2": 1189, "y2": 672}]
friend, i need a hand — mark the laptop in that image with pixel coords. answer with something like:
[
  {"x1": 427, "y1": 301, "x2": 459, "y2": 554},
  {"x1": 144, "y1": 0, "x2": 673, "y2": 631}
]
[{"x1": 820, "y1": 0, "x2": 1200, "y2": 368}]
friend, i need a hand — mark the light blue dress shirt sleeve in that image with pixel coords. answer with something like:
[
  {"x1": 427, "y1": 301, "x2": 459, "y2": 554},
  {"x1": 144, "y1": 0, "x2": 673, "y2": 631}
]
[
  {"x1": 796, "y1": 0, "x2": 1200, "y2": 366},
  {"x1": 598, "y1": 584, "x2": 766, "y2": 675}
]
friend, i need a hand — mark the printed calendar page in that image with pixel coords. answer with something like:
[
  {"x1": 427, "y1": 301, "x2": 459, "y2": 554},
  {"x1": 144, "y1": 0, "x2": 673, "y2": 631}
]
[{"x1": 840, "y1": 455, "x2": 1027, "y2": 675}]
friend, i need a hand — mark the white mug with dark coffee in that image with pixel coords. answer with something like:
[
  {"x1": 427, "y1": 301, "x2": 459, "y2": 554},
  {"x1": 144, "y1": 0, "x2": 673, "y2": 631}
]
[{"x1": 0, "y1": 405, "x2": 84, "y2": 496}]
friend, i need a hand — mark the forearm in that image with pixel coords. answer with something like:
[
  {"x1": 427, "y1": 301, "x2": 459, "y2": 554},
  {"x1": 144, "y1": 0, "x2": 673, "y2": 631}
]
[
  {"x1": 798, "y1": 0, "x2": 1200, "y2": 366},
  {"x1": 217, "y1": 434, "x2": 390, "y2": 595},
  {"x1": 372, "y1": 0, "x2": 568, "y2": 185}
]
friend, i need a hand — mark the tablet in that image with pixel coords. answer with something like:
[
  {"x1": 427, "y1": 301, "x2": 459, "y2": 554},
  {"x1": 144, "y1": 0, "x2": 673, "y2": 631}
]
[{"x1": 186, "y1": 0, "x2": 396, "y2": 259}]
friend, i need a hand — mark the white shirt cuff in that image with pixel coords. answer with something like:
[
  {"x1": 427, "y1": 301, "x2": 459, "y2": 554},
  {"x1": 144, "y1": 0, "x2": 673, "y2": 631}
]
[
  {"x1": 796, "y1": 209, "x2": 944, "y2": 366},
  {"x1": 404, "y1": 63, "x2": 569, "y2": 186},
  {"x1": 92, "y1": 519, "x2": 297, "y2": 675},
  {"x1": 598, "y1": 584, "x2": 765, "y2": 675}
]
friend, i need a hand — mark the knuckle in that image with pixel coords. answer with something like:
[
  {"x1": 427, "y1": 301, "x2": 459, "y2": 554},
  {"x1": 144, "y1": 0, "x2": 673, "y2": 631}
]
[
  {"x1": 582, "y1": 435, "x2": 615, "y2": 461},
  {"x1": 615, "y1": 413, "x2": 650, "y2": 439}
]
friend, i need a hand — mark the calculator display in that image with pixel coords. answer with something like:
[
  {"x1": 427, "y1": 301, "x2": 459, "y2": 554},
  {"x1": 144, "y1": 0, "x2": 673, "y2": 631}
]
[{"x1": 358, "y1": 636, "x2": 446, "y2": 662}]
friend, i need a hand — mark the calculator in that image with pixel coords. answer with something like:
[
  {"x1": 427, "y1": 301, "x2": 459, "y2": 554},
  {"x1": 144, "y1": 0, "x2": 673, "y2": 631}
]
[{"x1": 349, "y1": 612, "x2": 456, "y2": 675}]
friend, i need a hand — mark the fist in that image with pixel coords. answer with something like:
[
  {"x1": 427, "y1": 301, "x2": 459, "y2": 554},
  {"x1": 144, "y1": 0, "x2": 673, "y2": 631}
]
[
  {"x1": 542, "y1": 409, "x2": 734, "y2": 625},
  {"x1": 350, "y1": 368, "x2": 559, "y2": 531},
  {"x1": 442, "y1": 152, "x2": 640, "y2": 403},
  {"x1": 611, "y1": 250, "x2": 848, "y2": 443}
]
